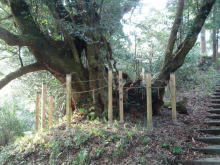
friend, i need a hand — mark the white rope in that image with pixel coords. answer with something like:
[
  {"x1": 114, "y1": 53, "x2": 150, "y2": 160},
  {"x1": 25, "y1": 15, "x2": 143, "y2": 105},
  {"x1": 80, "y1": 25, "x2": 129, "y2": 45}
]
[{"x1": 73, "y1": 86, "x2": 108, "y2": 94}]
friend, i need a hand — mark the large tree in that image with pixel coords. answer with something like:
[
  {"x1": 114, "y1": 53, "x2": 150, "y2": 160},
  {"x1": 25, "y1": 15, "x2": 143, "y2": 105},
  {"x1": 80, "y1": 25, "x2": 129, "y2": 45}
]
[
  {"x1": 0, "y1": 0, "x2": 138, "y2": 113},
  {"x1": 0, "y1": 0, "x2": 216, "y2": 116}
]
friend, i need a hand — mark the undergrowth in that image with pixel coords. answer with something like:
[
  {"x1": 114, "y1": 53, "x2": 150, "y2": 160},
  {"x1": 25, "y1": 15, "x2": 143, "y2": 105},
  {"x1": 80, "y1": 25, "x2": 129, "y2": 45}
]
[{"x1": 0, "y1": 121, "x2": 150, "y2": 165}]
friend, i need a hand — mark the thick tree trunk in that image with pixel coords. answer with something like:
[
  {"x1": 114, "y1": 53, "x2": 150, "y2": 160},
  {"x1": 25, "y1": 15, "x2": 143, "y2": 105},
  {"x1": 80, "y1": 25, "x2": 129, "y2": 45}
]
[
  {"x1": 2, "y1": 0, "x2": 111, "y2": 116},
  {"x1": 0, "y1": 0, "x2": 216, "y2": 118}
]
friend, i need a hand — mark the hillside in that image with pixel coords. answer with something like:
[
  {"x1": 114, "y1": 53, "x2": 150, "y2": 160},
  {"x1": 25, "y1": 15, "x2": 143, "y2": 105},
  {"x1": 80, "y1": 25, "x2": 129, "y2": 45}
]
[{"x1": 0, "y1": 85, "x2": 215, "y2": 165}]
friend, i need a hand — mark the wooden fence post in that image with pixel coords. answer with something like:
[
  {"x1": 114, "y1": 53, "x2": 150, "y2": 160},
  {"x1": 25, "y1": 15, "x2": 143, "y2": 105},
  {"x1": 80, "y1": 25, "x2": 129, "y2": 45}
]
[
  {"x1": 66, "y1": 74, "x2": 72, "y2": 128},
  {"x1": 35, "y1": 91, "x2": 41, "y2": 131},
  {"x1": 108, "y1": 71, "x2": 113, "y2": 123},
  {"x1": 48, "y1": 96, "x2": 54, "y2": 128},
  {"x1": 119, "y1": 71, "x2": 124, "y2": 123},
  {"x1": 141, "y1": 68, "x2": 145, "y2": 79},
  {"x1": 92, "y1": 90, "x2": 95, "y2": 104},
  {"x1": 41, "y1": 83, "x2": 47, "y2": 130},
  {"x1": 170, "y1": 74, "x2": 177, "y2": 122},
  {"x1": 146, "y1": 74, "x2": 153, "y2": 130}
]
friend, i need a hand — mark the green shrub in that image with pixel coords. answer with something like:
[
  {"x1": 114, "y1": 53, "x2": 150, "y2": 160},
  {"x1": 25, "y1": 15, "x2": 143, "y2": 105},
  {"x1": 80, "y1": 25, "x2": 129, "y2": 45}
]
[
  {"x1": 0, "y1": 103, "x2": 34, "y2": 146},
  {"x1": 49, "y1": 141, "x2": 62, "y2": 165},
  {"x1": 72, "y1": 150, "x2": 91, "y2": 165},
  {"x1": 0, "y1": 108, "x2": 25, "y2": 146},
  {"x1": 176, "y1": 46, "x2": 218, "y2": 90}
]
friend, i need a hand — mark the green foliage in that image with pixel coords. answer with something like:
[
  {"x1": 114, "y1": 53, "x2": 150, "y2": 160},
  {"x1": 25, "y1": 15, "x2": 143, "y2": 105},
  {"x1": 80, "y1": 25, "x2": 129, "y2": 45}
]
[
  {"x1": 141, "y1": 137, "x2": 151, "y2": 144},
  {"x1": 91, "y1": 129, "x2": 107, "y2": 139},
  {"x1": 174, "y1": 43, "x2": 218, "y2": 91},
  {"x1": 161, "y1": 143, "x2": 170, "y2": 149},
  {"x1": 112, "y1": 138, "x2": 127, "y2": 156},
  {"x1": 78, "y1": 108, "x2": 87, "y2": 114},
  {"x1": 49, "y1": 141, "x2": 62, "y2": 165},
  {"x1": 71, "y1": 150, "x2": 91, "y2": 165},
  {"x1": 73, "y1": 132, "x2": 92, "y2": 146},
  {"x1": 94, "y1": 147, "x2": 105, "y2": 158},
  {"x1": 0, "y1": 108, "x2": 30, "y2": 146},
  {"x1": 0, "y1": 83, "x2": 35, "y2": 147},
  {"x1": 114, "y1": 9, "x2": 168, "y2": 78},
  {"x1": 171, "y1": 146, "x2": 182, "y2": 155}
]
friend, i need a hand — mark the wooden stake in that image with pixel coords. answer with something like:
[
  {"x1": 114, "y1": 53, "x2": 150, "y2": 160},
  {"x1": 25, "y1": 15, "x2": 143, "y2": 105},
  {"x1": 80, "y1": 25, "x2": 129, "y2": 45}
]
[
  {"x1": 146, "y1": 74, "x2": 153, "y2": 130},
  {"x1": 119, "y1": 71, "x2": 124, "y2": 123},
  {"x1": 48, "y1": 96, "x2": 54, "y2": 128},
  {"x1": 35, "y1": 91, "x2": 41, "y2": 131},
  {"x1": 66, "y1": 74, "x2": 72, "y2": 128},
  {"x1": 170, "y1": 74, "x2": 177, "y2": 122},
  {"x1": 41, "y1": 83, "x2": 47, "y2": 130},
  {"x1": 142, "y1": 68, "x2": 145, "y2": 80},
  {"x1": 92, "y1": 90, "x2": 95, "y2": 104},
  {"x1": 108, "y1": 71, "x2": 113, "y2": 123}
]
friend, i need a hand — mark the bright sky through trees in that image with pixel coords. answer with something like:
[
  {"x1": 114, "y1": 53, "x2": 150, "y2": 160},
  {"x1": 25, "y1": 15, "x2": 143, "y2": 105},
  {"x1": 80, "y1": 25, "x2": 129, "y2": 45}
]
[
  {"x1": 143, "y1": 0, "x2": 167, "y2": 10},
  {"x1": 123, "y1": 0, "x2": 167, "y2": 33},
  {"x1": 123, "y1": 0, "x2": 167, "y2": 58}
]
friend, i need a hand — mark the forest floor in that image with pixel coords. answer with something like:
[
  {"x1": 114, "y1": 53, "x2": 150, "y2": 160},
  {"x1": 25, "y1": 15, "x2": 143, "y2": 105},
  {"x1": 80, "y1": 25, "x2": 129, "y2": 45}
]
[{"x1": 0, "y1": 85, "x2": 215, "y2": 165}]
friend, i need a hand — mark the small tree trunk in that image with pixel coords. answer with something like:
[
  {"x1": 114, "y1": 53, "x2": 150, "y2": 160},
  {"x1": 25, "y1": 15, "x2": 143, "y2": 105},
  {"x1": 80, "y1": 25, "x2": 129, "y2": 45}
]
[
  {"x1": 213, "y1": 29, "x2": 218, "y2": 64},
  {"x1": 201, "y1": 27, "x2": 207, "y2": 54},
  {"x1": 212, "y1": 4, "x2": 218, "y2": 65},
  {"x1": 217, "y1": 29, "x2": 220, "y2": 69},
  {"x1": 151, "y1": 0, "x2": 215, "y2": 115}
]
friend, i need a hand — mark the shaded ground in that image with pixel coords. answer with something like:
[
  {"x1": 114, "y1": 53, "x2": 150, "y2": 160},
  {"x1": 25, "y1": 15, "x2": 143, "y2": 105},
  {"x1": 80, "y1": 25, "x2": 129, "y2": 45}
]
[{"x1": 0, "y1": 85, "x2": 215, "y2": 165}]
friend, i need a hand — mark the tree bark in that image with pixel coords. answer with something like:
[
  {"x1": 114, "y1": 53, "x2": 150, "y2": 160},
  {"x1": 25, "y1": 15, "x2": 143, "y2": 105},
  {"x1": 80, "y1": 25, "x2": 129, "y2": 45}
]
[
  {"x1": 0, "y1": 0, "x2": 216, "y2": 117},
  {"x1": 0, "y1": 63, "x2": 45, "y2": 89},
  {"x1": 0, "y1": 0, "x2": 127, "y2": 116}
]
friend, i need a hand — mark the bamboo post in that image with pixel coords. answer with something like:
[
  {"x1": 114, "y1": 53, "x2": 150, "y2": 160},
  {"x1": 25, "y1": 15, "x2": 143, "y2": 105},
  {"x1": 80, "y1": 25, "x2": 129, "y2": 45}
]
[
  {"x1": 119, "y1": 71, "x2": 124, "y2": 123},
  {"x1": 35, "y1": 91, "x2": 41, "y2": 131},
  {"x1": 170, "y1": 74, "x2": 177, "y2": 122},
  {"x1": 41, "y1": 83, "x2": 47, "y2": 130},
  {"x1": 66, "y1": 74, "x2": 72, "y2": 128},
  {"x1": 146, "y1": 74, "x2": 153, "y2": 130},
  {"x1": 48, "y1": 96, "x2": 54, "y2": 128},
  {"x1": 108, "y1": 71, "x2": 113, "y2": 123}
]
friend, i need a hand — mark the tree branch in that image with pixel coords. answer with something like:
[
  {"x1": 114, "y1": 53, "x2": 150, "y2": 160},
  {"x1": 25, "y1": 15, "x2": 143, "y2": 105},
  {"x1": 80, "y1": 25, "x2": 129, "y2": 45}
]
[
  {"x1": 18, "y1": 46, "x2": 23, "y2": 67},
  {"x1": 171, "y1": 0, "x2": 216, "y2": 70},
  {"x1": 0, "y1": 15, "x2": 13, "y2": 22},
  {"x1": 44, "y1": 0, "x2": 73, "y2": 23},
  {"x1": 159, "y1": 0, "x2": 216, "y2": 77},
  {"x1": 154, "y1": 0, "x2": 216, "y2": 84},
  {"x1": 0, "y1": 26, "x2": 29, "y2": 46},
  {"x1": 0, "y1": 63, "x2": 45, "y2": 89},
  {"x1": 163, "y1": 0, "x2": 184, "y2": 65},
  {"x1": 8, "y1": 0, "x2": 45, "y2": 37}
]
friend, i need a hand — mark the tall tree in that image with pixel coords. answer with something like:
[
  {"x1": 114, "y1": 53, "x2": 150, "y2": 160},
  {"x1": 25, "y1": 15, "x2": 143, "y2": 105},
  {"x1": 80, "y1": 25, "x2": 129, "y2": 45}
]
[
  {"x1": 200, "y1": 27, "x2": 207, "y2": 54},
  {"x1": 0, "y1": 0, "x2": 138, "y2": 114},
  {"x1": 0, "y1": 0, "x2": 216, "y2": 117},
  {"x1": 151, "y1": 0, "x2": 216, "y2": 115},
  {"x1": 212, "y1": 3, "x2": 218, "y2": 64}
]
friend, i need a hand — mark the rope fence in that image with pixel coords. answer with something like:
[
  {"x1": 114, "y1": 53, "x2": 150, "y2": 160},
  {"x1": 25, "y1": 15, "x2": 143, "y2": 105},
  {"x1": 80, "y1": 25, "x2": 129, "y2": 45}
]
[
  {"x1": 73, "y1": 86, "x2": 108, "y2": 94},
  {"x1": 34, "y1": 69, "x2": 177, "y2": 131}
]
